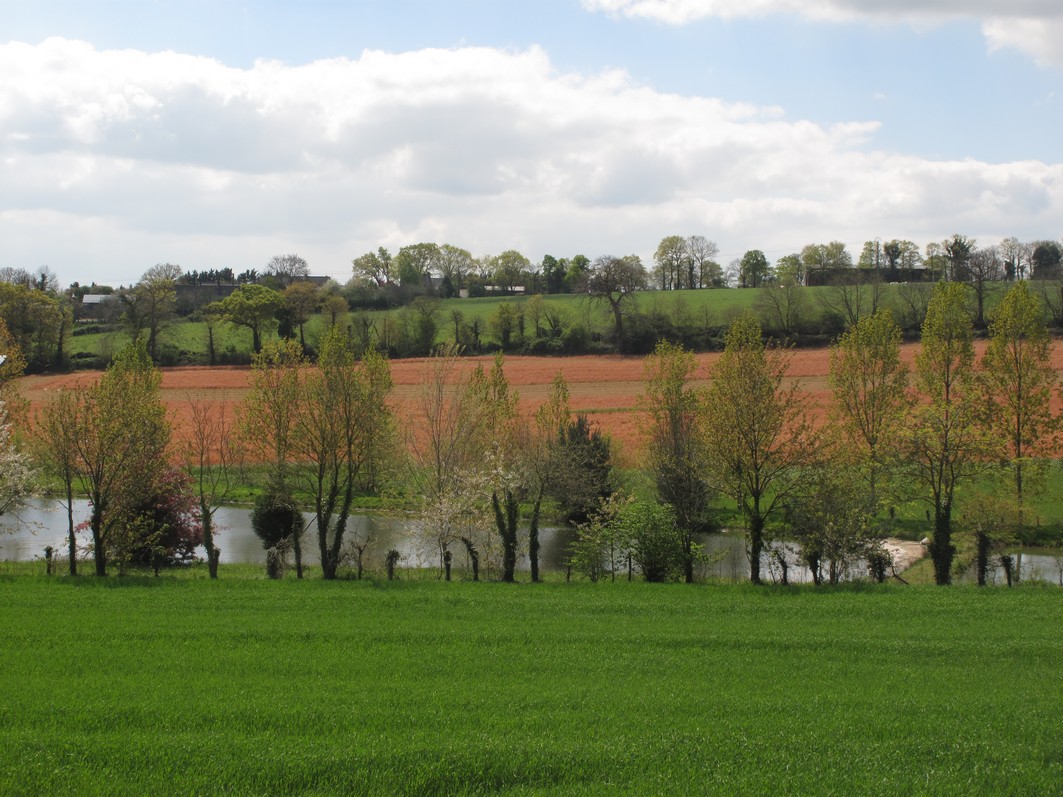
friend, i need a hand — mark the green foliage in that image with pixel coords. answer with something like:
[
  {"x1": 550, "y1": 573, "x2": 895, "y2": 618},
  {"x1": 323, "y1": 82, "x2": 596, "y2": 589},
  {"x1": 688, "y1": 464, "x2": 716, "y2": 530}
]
[
  {"x1": 250, "y1": 477, "x2": 303, "y2": 551},
  {"x1": 618, "y1": 500, "x2": 687, "y2": 582},
  {"x1": 907, "y1": 282, "x2": 991, "y2": 585},
  {"x1": 703, "y1": 315, "x2": 821, "y2": 583},
  {"x1": 979, "y1": 281, "x2": 1059, "y2": 505},
  {"x1": 551, "y1": 414, "x2": 613, "y2": 526},
  {"x1": 639, "y1": 340, "x2": 712, "y2": 581},
  {"x1": 828, "y1": 307, "x2": 909, "y2": 505},
  {"x1": 216, "y1": 284, "x2": 282, "y2": 352}
]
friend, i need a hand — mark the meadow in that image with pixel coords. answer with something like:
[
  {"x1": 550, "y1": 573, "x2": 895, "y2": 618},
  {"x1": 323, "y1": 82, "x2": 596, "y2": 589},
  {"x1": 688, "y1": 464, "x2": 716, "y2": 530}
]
[
  {"x1": 0, "y1": 575, "x2": 1060, "y2": 795},
  {"x1": 62, "y1": 286, "x2": 833, "y2": 364}
]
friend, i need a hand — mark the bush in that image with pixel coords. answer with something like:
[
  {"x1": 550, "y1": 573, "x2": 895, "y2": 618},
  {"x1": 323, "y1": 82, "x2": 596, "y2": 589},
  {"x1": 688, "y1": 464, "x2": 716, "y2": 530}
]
[
  {"x1": 618, "y1": 501, "x2": 686, "y2": 583},
  {"x1": 251, "y1": 482, "x2": 304, "y2": 550}
]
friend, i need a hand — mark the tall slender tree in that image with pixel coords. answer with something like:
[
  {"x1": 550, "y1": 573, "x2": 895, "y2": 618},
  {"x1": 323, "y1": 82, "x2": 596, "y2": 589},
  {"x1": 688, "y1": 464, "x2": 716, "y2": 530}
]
[
  {"x1": 828, "y1": 308, "x2": 910, "y2": 506},
  {"x1": 703, "y1": 316, "x2": 821, "y2": 583},
  {"x1": 905, "y1": 282, "x2": 993, "y2": 585},
  {"x1": 293, "y1": 328, "x2": 394, "y2": 579},
  {"x1": 638, "y1": 341, "x2": 712, "y2": 583},
  {"x1": 978, "y1": 281, "x2": 1059, "y2": 508},
  {"x1": 68, "y1": 341, "x2": 170, "y2": 576},
  {"x1": 242, "y1": 339, "x2": 306, "y2": 576}
]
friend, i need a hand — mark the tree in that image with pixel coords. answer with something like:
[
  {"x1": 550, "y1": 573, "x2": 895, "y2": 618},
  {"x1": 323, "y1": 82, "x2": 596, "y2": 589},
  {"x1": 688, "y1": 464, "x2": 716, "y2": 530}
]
[
  {"x1": 943, "y1": 234, "x2": 975, "y2": 282},
  {"x1": 282, "y1": 281, "x2": 320, "y2": 351},
  {"x1": 703, "y1": 316, "x2": 820, "y2": 583},
  {"x1": 786, "y1": 462, "x2": 882, "y2": 585},
  {"x1": 566, "y1": 494, "x2": 628, "y2": 582},
  {"x1": 1030, "y1": 240, "x2": 1062, "y2": 280},
  {"x1": 773, "y1": 254, "x2": 804, "y2": 286},
  {"x1": 966, "y1": 246, "x2": 1004, "y2": 328},
  {"x1": 905, "y1": 282, "x2": 992, "y2": 585},
  {"x1": 883, "y1": 239, "x2": 922, "y2": 275},
  {"x1": 217, "y1": 284, "x2": 282, "y2": 353},
  {"x1": 0, "y1": 399, "x2": 34, "y2": 524},
  {"x1": 126, "y1": 263, "x2": 180, "y2": 361},
  {"x1": 755, "y1": 276, "x2": 808, "y2": 338},
  {"x1": 818, "y1": 273, "x2": 884, "y2": 329},
  {"x1": 688, "y1": 235, "x2": 721, "y2": 288},
  {"x1": 0, "y1": 281, "x2": 64, "y2": 371},
  {"x1": 618, "y1": 500, "x2": 686, "y2": 582},
  {"x1": 113, "y1": 465, "x2": 201, "y2": 575},
  {"x1": 828, "y1": 308, "x2": 910, "y2": 506},
  {"x1": 738, "y1": 250, "x2": 770, "y2": 288},
  {"x1": 33, "y1": 388, "x2": 79, "y2": 575},
  {"x1": 265, "y1": 253, "x2": 309, "y2": 288},
  {"x1": 242, "y1": 339, "x2": 306, "y2": 576},
  {"x1": 551, "y1": 414, "x2": 613, "y2": 527},
  {"x1": 352, "y1": 247, "x2": 394, "y2": 286},
  {"x1": 489, "y1": 250, "x2": 531, "y2": 294},
  {"x1": 999, "y1": 237, "x2": 1029, "y2": 281},
  {"x1": 438, "y1": 244, "x2": 475, "y2": 295},
  {"x1": 653, "y1": 235, "x2": 687, "y2": 291},
  {"x1": 979, "y1": 281, "x2": 1059, "y2": 508},
  {"x1": 541, "y1": 256, "x2": 566, "y2": 294},
  {"x1": 585, "y1": 254, "x2": 647, "y2": 350},
  {"x1": 479, "y1": 356, "x2": 523, "y2": 582},
  {"x1": 408, "y1": 348, "x2": 494, "y2": 576},
  {"x1": 638, "y1": 341, "x2": 712, "y2": 583},
  {"x1": 68, "y1": 341, "x2": 171, "y2": 576},
  {"x1": 801, "y1": 241, "x2": 851, "y2": 278},
  {"x1": 251, "y1": 475, "x2": 304, "y2": 575},
  {"x1": 395, "y1": 243, "x2": 442, "y2": 289},
  {"x1": 292, "y1": 327, "x2": 394, "y2": 579},
  {"x1": 182, "y1": 394, "x2": 242, "y2": 579}
]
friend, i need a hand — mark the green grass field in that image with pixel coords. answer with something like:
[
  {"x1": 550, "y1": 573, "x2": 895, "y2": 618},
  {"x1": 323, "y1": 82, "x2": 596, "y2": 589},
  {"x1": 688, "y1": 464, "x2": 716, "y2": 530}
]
[
  {"x1": 62, "y1": 286, "x2": 846, "y2": 363},
  {"x1": 0, "y1": 576, "x2": 1059, "y2": 795}
]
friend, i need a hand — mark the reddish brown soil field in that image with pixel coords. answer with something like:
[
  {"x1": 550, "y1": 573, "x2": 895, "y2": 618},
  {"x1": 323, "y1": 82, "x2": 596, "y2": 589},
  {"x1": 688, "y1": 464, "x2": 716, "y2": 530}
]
[{"x1": 19, "y1": 342, "x2": 1063, "y2": 465}]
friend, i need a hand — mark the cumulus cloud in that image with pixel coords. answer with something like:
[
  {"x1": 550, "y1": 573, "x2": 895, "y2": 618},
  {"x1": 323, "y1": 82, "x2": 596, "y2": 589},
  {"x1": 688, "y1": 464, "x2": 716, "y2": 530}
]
[
  {"x1": 0, "y1": 38, "x2": 1060, "y2": 285},
  {"x1": 583, "y1": 0, "x2": 1063, "y2": 66}
]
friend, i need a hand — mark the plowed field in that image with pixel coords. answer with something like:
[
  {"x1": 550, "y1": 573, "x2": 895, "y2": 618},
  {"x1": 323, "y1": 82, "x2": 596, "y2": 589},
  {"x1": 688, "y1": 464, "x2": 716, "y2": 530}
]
[{"x1": 20, "y1": 342, "x2": 1063, "y2": 465}]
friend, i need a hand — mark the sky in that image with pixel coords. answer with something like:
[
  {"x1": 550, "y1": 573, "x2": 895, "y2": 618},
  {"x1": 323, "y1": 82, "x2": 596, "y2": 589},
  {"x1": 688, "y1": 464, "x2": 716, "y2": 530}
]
[{"x1": 1, "y1": 0, "x2": 1061, "y2": 288}]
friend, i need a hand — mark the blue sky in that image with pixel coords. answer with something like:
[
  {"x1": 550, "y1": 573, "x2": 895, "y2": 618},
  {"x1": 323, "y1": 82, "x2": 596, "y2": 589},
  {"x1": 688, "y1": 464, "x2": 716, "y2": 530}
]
[{"x1": 1, "y1": 0, "x2": 1060, "y2": 286}]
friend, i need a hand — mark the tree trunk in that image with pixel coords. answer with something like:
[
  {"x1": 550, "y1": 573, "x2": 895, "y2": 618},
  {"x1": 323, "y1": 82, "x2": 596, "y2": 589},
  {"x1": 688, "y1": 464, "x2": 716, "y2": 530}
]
[
  {"x1": 293, "y1": 524, "x2": 303, "y2": 579},
  {"x1": 201, "y1": 498, "x2": 219, "y2": 579},
  {"x1": 683, "y1": 536, "x2": 694, "y2": 584},
  {"x1": 318, "y1": 516, "x2": 334, "y2": 581},
  {"x1": 931, "y1": 503, "x2": 954, "y2": 586},
  {"x1": 529, "y1": 497, "x2": 542, "y2": 583},
  {"x1": 492, "y1": 491, "x2": 519, "y2": 583},
  {"x1": 976, "y1": 530, "x2": 990, "y2": 587},
  {"x1": 461, "y1": 537, "x2": 479, "y2": 581},
  {"x1": 748, "y1": 510, "x2": 764, "y2": 585},
  {"x1": 91, "y1": 504, "x2": 107, "y2": 577},
  {"x1": 66, "y1": 481, "x2": 77, "y2": 576}
]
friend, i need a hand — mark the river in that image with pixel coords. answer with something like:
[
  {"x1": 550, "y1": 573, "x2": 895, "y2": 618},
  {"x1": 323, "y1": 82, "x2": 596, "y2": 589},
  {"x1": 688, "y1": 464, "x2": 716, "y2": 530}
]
[{"x1": 4, "y1": 499, "x2": 1060, "y2": 584}]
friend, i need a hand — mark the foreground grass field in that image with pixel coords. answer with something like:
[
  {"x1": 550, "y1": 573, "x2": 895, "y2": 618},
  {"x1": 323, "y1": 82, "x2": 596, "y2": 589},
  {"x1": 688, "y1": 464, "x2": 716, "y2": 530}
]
[{"x1": 0, "y1": 577, "x2": 1060, "y2": 795}]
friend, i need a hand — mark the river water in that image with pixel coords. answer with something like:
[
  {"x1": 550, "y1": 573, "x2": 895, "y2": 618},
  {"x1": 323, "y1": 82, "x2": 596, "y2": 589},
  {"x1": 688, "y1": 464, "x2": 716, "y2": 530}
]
[{"x1": 4, "y1": 499, "x2": 1060, "y2": 584}]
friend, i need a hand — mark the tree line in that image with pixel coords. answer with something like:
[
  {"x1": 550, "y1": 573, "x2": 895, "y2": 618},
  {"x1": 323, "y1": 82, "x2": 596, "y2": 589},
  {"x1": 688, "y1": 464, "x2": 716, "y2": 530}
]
[
  {"x1": 2, "y1": 277, "x2": 1056, "y2": 586},
  {"x1": 4, "y1": 232, "x2": 1063, "y2": 369}
]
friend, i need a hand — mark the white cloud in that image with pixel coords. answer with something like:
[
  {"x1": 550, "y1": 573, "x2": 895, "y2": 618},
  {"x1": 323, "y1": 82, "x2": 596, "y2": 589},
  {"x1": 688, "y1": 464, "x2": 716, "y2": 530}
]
[
  {"x1": 983, "y1": 18, "x2": 1063, "y2": 67},
  {"x1": 583, "y1": 0, "x2": 1063, "y2": 65},
  {"x1": 0, "y1": 38, "x2": 1060, "y2": 285}
]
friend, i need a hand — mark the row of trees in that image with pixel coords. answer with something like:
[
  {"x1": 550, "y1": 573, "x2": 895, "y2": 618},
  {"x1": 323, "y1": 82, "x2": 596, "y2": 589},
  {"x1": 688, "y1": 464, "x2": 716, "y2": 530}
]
[
  {"x1": 4, "y1": 277, "x2": 1058, "y2": 586},
  {"x1": 637, "y1": 280, "x2": 1057, "y2": 586}
]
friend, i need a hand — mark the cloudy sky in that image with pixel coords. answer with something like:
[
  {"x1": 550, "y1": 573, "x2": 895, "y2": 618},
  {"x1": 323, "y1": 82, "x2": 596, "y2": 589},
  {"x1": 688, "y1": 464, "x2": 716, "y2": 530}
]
[{"x1": 1, "y1": 0, "x2": 1060, "y2": 287}]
